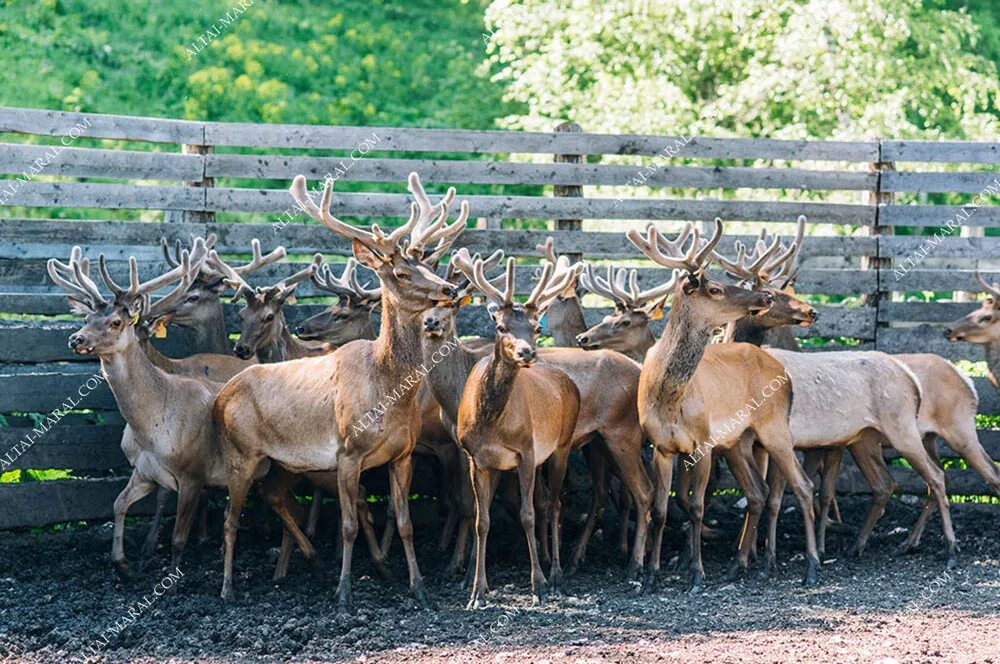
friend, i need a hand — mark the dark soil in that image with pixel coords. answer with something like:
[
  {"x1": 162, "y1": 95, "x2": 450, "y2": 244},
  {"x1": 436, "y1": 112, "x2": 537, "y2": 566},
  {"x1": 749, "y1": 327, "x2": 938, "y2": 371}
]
[{"x1": 1, "y1": 494, "x2": 998, "y2": 663}]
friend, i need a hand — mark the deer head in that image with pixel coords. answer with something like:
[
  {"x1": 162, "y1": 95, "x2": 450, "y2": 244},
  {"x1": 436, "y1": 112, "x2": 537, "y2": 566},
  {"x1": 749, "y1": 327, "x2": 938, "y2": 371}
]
[
  {"x1": 452, "y1": 248, "x2": 582, "y2": 367},
  {"x1": 207, "y1": 251, "x2": 322, "y2": 360},
  {"x1": 422, "y1": 250, "x2": 505, "y2": 340},
  {"x1": 290, "y1": 172, "x2": 465, "y2": 314},
  {"x1": 575, "y1": 263, "x2": 676, "y2": 353},
  {"x1": 49, "y1": 241, "x2": 207, "y2": 356},
  {"x1": 157, "y1": 235, "x2": 286, "y2": 330},
  {"x1": 626, "y1": 219, "x2": 774, "y2": 329},
  {"x1": 713, "y1": 216, "x2": 817, "y2": 329},
  {"x1": 945, "y1": 272, "x2": 1000, "y2": 344},
  {"x1": 295, "y1": 258, "x2": 382, "y2": 344}
]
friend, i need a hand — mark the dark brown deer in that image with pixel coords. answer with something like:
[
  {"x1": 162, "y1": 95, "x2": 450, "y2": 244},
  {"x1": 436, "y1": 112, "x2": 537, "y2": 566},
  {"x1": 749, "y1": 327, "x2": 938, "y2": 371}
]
[
  {"x1": 214, "y1": 172, "x2": 465, "y2": 606},
  {"x1": 48, "y1": 242, "x2": 237, "y2": 578},
  {"x1": 626, "y1": 219, "x2": 821, "y2": 592},
  {"x1": 452, "y1": 249, "x2": 582, "y2": 607},
  {"x1": 295, "y1": 258, "x2": 380, "y2": 345}
]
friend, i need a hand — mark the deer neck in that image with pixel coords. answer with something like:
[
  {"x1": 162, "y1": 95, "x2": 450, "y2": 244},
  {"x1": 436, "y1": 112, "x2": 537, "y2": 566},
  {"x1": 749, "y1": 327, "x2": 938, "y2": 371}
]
[
  {"x1": 422, "y1": 321, "x2": 478, "y2": 423},
  {"x1": 547, "y1": 296, "x2": 587, "y2": 347},
  {"x1": 645, "y1": 295, "x2": 715, "y2": 407},
  {"x1": 984, "y1": 341, "x2": 1000, "y2": 393},
  {"x1": 139, "y1": 335, "x2": 177, "y2": 372},
  {"x1": 100, "y1": 337, "x2": 170, "y2": 437},
  {"x1": 730, "y1": 318, "x2": 800, "y2": 351},
  {"x1": 257, "y1": 325, "x2": 317, "y2": 363},
  {"x1": 372, "y1": 297, "x2": 426, "y2": 397},
  {"x1": 183, "y1": 300, "x2": 229, "y2": 354},
  {"x1": 474, "y1": 343, "x2": 520, "y2": 426},
  {"x1": 628, "y1": 325, "x2": 657, "y2": 362}
]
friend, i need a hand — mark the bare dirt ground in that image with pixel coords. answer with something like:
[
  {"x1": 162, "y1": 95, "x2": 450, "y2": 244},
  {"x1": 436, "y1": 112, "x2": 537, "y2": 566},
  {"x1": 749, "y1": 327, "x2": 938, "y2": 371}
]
[{"x1": 1, "y1": 495, "x2": 998, "y2": 663}]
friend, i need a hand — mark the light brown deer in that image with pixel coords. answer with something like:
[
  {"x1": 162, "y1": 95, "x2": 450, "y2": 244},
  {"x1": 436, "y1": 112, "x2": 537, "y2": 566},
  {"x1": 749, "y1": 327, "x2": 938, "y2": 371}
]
[
  {"x1": 945, "y1": 272, "x2": 1000, "y2": 391},
  {"x1": 214, "y1": 172, "x2": 466, "y2": 606},
  {"x1": 295, "y1": 258, "x2": 381, "y2": 345},
  {"x1": 48, "y1": 242, "x2": 238, "y2": 577},
  {"x1": 627, "y1": 219, "x2": 821, "y2": 592},
  {"x1": 452, "y1": 250, "x2": 582, "y2": 607}
]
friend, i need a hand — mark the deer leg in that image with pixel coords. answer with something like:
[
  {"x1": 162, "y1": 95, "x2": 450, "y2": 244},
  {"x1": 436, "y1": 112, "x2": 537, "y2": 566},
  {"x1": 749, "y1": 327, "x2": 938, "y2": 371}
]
[
  {"x1": 643, "y1": 448, "x2": 674, "y2": 593},
  {"x1": 760, "y1": 461, "x2": 786, "y2": 579},
  {"x1": 686, "y1": 451, "x2": 714, "y2": 593},
  {"x1": 388, "y1": 455, "x2": 431, "y2": 609},
  {"x1": 602, "y1": 425, "x2": 653, "y2": 583},
  {"x1": 515, "y1": 454, "x2": 548, "y2": 605},
  {"x1": 305, "y1": 489, "x2": 322, "y2": 540},
  {"x1": 357, "y1": 490, "x2": 390, "y2": 579},
  {"x1": 905, "y1": 434, "x2": 943, "y2": 551},
  {"x1": 447, "y1": 452, "x2": 475, "y2": 577},
  {"x1": 846, "y1": 432, "x2": 895, "y2": 557},
  {"x1": 141, "y1": 486, "x2": 172, "y2": 562},
  {"x1": 197, "y1": 493, "x2": 209, "y2": 544},
  {"x1": 617, "y1": 480, "x2": 633, "y2": 558},
  {"x1": 545, "y1": 446, "x2": 572, "y2": 596},
  {"x1": 334, "y1": 458, "x2": 362, "y2": 611},
  {"x1": 890, "y1": 427, "x2": 958, "y2": 568},
  {"x1": 468, "y1": 464, "x2": 498, "y2": 609},
  {"x1": 724, "y1": 442, "x2": 766, "y2": 581},
  {"x1": 938, "y1": 417, "x2": 1000, "y2": 496},
  {"x1": 380, "y1": 500, "x2": 396, "y2": 559},
  {"x1": 534, "y1": 471, "x2": 552, "y2": 568},
  {"x1": 170, "y1": 478, "x2": 204, "y2": 569},
  {"x1": 816, "y1": 447, "x2": 844, "y2": 559},
  {"x1": 112, "y1": 471, "x2": 157, "y2": 580},
  {"x1": 568, "y1": 443, "x2": 608, "y2": 576},
  {"x1": 437, "y1": 448, "x2": 459, "y2": 552},
  {"x1": 221, "y1": 456, "x2": 260, "y2": 601},
  {"x1": 762, "y1": 433, "x2": 820, "y2": 586},
  {"x1": 749, "y1": 444, "x2": 769, "y2": 561}
]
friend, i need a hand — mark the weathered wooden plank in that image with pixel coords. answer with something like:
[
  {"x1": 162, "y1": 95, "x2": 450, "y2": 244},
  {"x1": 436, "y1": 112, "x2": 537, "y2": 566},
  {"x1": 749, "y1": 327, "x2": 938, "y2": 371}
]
[
  {"x1": 0, "y1": 424, "x2": 127, "y2": 471},
  {"x1": 876, "y1": 326, "x2": 986, "y2": 364},
  {"x1": 878, "y1": 301, "x2": 986, "y2": 323},
  {"x1": 880, "y1": 204, "x2": 1000, "y2": 228},
  {"x1": 204, "y1": 122, "x2": 879, "y2": 161},
  {"x1": 881, "y1": 235, "x2": 1000, "y2": 259},
  {"x1": 207, "y1": 154, "x2": 875, "y2": 191},
  {"x1": 1, "y1": 181, "x2": 205, "y2": 210},
  {"x1": 0, "y1": 320, "x2": 192, "y2": 363},
  {"x1": 0, "y1": 477, "x2": 160, "y2": 529},
  {"x1": 882, "y1": 171, "x2": 1000, "y2": 194},
  {"x1": 0, "y1": 143, "x2": 202, "y2": 180},
  {"x1": 0, "y1": 107, "x2": 204, "y2": 144},
  {"x1": 882, "y1": 140, "x2": 1000, "y2": 164},
  {"x1": 884, "y1": 270, "x2": 1000, "y2": 294},
  {"x1": 0, "y1": 366, "x2": 116, "y2": 412},
  {"x1": 0, "y1": 219, "x2": 877, "y2": 260},
  {"x1": 209, "y1": 187, "x2": 874, "y2": 224}
]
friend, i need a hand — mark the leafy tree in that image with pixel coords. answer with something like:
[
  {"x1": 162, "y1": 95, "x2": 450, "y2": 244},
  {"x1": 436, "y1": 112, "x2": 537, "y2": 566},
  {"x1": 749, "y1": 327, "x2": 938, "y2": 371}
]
[{"x1": 484, "y1": 0, "x2": 1000, "y2": 140}]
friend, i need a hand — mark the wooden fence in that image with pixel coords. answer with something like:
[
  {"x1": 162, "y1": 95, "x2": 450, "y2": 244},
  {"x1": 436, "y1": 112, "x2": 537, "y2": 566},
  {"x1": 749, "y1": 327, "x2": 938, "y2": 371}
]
[{"x1": 1, "y1": 107, "x2": 998, "y2": 529}]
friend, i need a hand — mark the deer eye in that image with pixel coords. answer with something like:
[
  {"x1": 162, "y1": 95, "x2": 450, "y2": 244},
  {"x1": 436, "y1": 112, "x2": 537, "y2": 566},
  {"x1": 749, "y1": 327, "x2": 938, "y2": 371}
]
[
  {"x1": 395, "y1": 271, "x2": 411, "y2": 281},
  {"x1": 980, "y1": 315, "x2": 993, "y2": 323},
  {"x1": 265, "y1": 314, "x2": 275, "y2": 322},
  {"x1": 708, "y1": 286, "x2": 723, "y2": 296},
  {"x1": 110, "y1": 319, "x2": 122, "y2": 329},
  {"x1": 532, "y1": 324, "x2": 542, "y2": 334},
  {"x1": 185, "y1": 294, "x2": 199, "y2": 303},
  {"x1": 496, "y1": 324, "x2": 508, "y2": 334}
]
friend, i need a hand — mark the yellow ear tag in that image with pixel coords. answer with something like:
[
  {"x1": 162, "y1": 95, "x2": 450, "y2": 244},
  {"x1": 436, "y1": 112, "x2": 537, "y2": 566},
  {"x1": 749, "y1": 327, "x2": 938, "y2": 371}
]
[
  {"x1": 458, "y1": 294, "x2": 473, "y2": 307},
  {"x1": 129, "y1": 312, "x2": 141, "y2": 327},
  {"x1": 286, "y1": 295, "x2": 297, "y2": 305},
  {"x1": 649, "y1": 307, "x2": 664, "y2": 321},
  {"x1": 784, "y1": 286, "x2": 796, "y2": 296},
  {"x1": 152, "y1": 319, "x2": 168, "y2": 339}
]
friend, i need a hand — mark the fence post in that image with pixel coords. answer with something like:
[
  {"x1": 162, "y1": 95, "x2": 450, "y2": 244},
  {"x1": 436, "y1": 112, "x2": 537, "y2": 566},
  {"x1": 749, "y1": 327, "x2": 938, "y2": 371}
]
[
  {"x1": 553, "y1": 121, "x2": 583, "y2": 262},
  {"x1": 863, "y1": 140, "x2": 894, "y2": 350},
  {"x1": 165, "y1": 142, "x2": 214, "y2": 224}
]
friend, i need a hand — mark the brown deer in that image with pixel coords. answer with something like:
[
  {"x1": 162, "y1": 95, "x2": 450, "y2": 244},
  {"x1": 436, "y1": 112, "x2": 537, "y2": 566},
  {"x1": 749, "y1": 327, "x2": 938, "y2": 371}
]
[
  {"x1": 945, "y1": 273, "x2": 1000, "y2": 391},
  {"x1": 626, "y1": 219, "x2": 821, "y2": 592},
  {"x1": 214, "y1": 172, "x2": 465, "y2": 606},
  {"x1": 48, "y1": 242, "x2": 239, "y2": 578},
  {"x1": 295, "y1": 258, "x2": 381, "y2": 345},
  {"x1": 452, "y1": 249, "x2": 582, "y2": 607}
]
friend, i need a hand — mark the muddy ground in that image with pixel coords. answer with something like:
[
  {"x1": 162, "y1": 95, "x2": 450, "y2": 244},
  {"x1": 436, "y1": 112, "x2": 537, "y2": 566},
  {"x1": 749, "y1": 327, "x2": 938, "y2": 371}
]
[{"x1": 1, "y1": 494, "x2": 998, "y2": 663}]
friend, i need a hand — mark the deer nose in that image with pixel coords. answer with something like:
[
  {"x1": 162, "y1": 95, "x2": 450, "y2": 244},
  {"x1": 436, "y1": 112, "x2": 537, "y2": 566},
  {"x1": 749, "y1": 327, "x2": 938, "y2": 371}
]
[
  {"x1": 943, "y1": 327, "x2": 953, "y2": 338},
  {"x1": 442, "y1": 285, "x2": 459, "y2": 299},
  {"x1": 576, "y1": 333, "x2": 589, "y2": 346},
  {"x1": 423, "y1": 317, "x2": 441, "y2": 331},
  {"x1": 233, "y1": 343, "x2": 252, "y2": 359},
  {"x1": 68, "y1": 333, "x2": 86, "y2": 349},
  {"x1": 761, "y1": 291, "x2": 774, "y2": 306},
  {"x1": 294, "y1": 324, "x2": 306, "y2": 335},
  {"x1": 808, "y1": 307, "x2": 818, "y2": 321},
  {"x1": 517, "y1": 346, "x2": 536, "y2": 363}
]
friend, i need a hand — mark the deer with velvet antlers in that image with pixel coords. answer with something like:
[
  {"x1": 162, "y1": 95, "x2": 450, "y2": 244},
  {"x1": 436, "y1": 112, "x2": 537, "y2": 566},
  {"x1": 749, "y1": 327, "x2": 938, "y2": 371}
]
[{"x1": 213, "y1": 172, "x2": 466, "y2": 607}]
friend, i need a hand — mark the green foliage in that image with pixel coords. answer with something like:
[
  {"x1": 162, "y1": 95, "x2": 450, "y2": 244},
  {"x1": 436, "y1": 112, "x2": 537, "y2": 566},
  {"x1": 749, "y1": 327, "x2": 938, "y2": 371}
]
[
  {"x1": 0, "y1": 0, "x2": 513, "y2": 128},
  {"x1": 485, "y1": 0, "x2": 1000, "y2": 140}
]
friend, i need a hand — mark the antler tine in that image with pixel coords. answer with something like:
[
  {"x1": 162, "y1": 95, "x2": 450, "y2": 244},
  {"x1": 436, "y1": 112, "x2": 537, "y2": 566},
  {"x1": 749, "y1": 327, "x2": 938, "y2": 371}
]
[
  {"x1": 636, "y1": 269, "x2": 681, "y2": 304},
  {"x1": 769, "y1": 216, "x2": 806, "y2": 287},
  {"x1": 291, "y1": 175, "x2": 376, "y2": 247},
  {"x1": 530, "y1": 260, "x2": 583, "y2": 309},
  {"x1": 311, "y1": 261, "x2": 356, "y2": 298},
  {"x1": 347, "y1": 265, "x2": 381, "y2": 302},
  {"x1": 607, "y1": 266, "x2": 637, "y2": 307},
  {"x1": 98, "y1": 254, "x2": 140, "y2": 299},
  {"x1": 147, "y1": 248, "x2": 199, "y2": 320},
  {"x1": 133, "y1": 237, "x2": 208, "y2": 298},
  {"x1": 229, "y1": 238, "x2": 287, "y2": 276},
  {"x1": 48, "y1": 248, "x2": 104, "y2": 306},
  {"x1": 160, "y1": 237, "x2": 182, "y2": 269},
  {"x1": 628, "y1": 223, "x2": 702, "y2": 273},
  {"x1": 692, "y1": 218, "x2": 725, "y2": 267},
  {"x1": 579, "y1": 263, "x2": 617, "y2": 303},
  {"x1": 274, "y1": 254, "x2": 323, "y2": 294},
  {"x1": 536, "y1": 237, "x2": 559, "y2": 264},
  {"x1": 207, "y1": 250, "x2": 254, "y2": 304},
  {"x1": 525, "y1": 260, "x2": 554, "y2": 308},
  {"x1": 975, "y1": 270, "x2": 1000, "y2": 300}
]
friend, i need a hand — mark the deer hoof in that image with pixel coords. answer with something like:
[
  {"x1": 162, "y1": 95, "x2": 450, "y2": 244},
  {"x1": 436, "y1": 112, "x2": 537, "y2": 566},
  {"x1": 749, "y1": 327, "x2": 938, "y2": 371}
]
[
  {"x1": 688, "y1": 571, "x2": 704, "y2": 594},
  {"x1": 722, "y1": 560, "x2": 745, "y2": 582},
  {"x1": 624, "y1": 561, "x2": 641, "y2": 584},
  {"x1": 220, "y1": 583, "x2": 235, "y2": 602},
  {"x1": 335, "y1": 586, "x2": 353, "y2": 613},
  {"x1": 467, "y1": 590, "x2": 489, "y2": 610},
  {"x1": 412, "y1": 578, "x2": 434, "y2": 610},
  {"x1": 640, "y1": 569, "x2": 659, "y2": 595},
  {"x1": 113, "y1": 559, "x2": 132, "y2": 581},
  {"x1": 802, "y1": 559, "x2": 819, "y2": 587}
]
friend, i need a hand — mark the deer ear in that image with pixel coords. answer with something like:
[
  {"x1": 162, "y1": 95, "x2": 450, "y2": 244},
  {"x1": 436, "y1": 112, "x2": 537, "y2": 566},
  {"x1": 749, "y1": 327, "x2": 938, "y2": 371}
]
[
  {"x1": 66, "y1": 296, "x2": 93, "y2": 316},
  {"x1": 486, "y1": 301, "x2": 500, "y2": 320},
  {"x1": 352, "y1": 240, "x2": 387, "y2": 270},
  {"x1": 682, "y1": 273, "x2": 701, "y2": 294}
]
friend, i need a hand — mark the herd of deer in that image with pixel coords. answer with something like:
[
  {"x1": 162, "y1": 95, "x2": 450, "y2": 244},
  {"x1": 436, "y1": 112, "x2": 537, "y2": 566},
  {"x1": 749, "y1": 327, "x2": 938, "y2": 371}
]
[{"x1": 47, "y1": 173, "x2": 1000, "y2": 609}]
